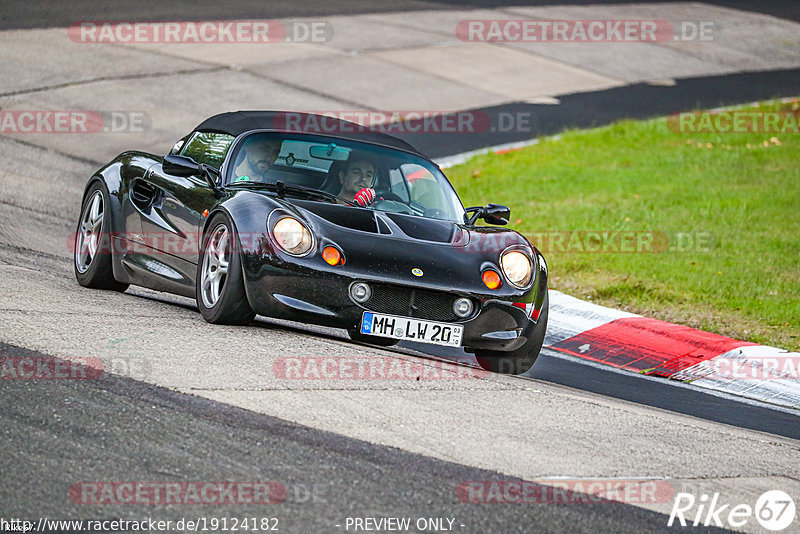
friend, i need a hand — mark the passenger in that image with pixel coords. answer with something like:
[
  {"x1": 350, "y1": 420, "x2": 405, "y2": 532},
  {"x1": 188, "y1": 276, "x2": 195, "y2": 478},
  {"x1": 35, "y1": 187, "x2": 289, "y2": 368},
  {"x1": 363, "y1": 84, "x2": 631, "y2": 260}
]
[{"x1": 234, "y1": 137, "x2": 281, "y2": 182}]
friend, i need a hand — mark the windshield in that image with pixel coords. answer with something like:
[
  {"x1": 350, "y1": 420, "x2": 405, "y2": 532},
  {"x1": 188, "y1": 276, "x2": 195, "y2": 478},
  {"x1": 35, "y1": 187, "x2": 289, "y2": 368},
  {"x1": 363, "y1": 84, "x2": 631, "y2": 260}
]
[{"x1": 225, "y1": 132, "x2": 465, "y2": 223}]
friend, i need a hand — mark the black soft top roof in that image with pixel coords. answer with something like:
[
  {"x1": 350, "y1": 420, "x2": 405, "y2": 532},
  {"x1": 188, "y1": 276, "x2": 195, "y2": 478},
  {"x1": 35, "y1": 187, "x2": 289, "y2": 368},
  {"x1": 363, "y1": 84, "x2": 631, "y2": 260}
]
[{"x1": 194, "y1": 111, "x2": 421, "y2": 155}]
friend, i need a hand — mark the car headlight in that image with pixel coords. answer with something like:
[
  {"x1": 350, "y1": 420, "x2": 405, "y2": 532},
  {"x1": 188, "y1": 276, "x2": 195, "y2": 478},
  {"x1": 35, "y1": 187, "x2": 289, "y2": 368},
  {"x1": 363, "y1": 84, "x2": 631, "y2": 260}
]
[
  {"x1": 272, "y1": 216, "x2": 313, "y2": 256},
  {"x1": 500, "y1": 250, "x2": 533, "y2": 288}
]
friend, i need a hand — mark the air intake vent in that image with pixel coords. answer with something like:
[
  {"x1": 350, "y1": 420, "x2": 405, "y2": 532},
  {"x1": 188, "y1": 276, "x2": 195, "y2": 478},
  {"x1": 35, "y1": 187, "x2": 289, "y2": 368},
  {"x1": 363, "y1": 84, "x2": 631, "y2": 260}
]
[
  {"x1": 293, "y1": 201, "x2": 379, "y2": 233},
  {"x1": 131, "y1": 180, "x2": 157, "y2": 209},
  {"x1": 386, "y1": 213, "x2": 457, "y2": 243}
]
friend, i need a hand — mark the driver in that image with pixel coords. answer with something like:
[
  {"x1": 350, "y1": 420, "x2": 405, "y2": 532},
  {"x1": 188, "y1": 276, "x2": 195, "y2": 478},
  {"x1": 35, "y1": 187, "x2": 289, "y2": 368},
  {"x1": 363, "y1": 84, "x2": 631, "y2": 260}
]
[
  {"x1": 234, "y1": 137, "x2": 281, "y2": 182},
  {"x1": 338, "y1": 157, "x2": 377, "y2": 207}
]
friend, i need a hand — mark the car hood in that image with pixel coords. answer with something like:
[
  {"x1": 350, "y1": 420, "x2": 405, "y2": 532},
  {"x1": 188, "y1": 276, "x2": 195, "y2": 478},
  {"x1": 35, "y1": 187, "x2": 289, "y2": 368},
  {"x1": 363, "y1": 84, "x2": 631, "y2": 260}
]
[
  {"x1": 290, "y1": 200, "x2": 471, "y2": 246},
  {"x1": 281, "y1": 199, "x2": 533, "y2": 294},
  {"x1": 225, "y1": 193, "x2": 535, "y2": 295}
]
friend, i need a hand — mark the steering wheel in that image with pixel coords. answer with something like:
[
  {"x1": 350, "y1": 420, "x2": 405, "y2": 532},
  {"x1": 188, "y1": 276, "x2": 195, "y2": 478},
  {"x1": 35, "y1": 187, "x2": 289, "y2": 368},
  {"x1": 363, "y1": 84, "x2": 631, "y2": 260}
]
[
  {"x1": 372, "y1": 199, "x2": 413, "y2": 215},
  {"x1": 374, "y1": 190, "x2": 405, "y2": 203}
]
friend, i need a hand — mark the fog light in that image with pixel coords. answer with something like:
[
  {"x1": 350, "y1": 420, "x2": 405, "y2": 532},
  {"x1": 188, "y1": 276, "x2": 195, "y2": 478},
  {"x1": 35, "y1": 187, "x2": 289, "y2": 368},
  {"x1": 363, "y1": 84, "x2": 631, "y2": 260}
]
[
  {"x1": 351, "y1": 282, "x2": 371, "y2": 303},
  {"x1": 453, "y1": 297, "x2": 473, "y2": 318}
]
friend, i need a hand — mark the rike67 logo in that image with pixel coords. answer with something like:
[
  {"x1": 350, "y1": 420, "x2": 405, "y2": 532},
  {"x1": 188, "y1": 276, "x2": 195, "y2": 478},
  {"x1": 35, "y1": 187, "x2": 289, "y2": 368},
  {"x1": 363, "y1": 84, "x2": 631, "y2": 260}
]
[{"x1": 669, "y1": 490, "x2": 796, "y2": 531}]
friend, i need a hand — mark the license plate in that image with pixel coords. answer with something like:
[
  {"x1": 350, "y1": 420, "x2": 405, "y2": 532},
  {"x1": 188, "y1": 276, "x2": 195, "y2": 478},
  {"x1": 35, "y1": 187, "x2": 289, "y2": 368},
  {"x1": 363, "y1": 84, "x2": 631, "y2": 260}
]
[{"x1": 360, "y1": 312, "x2": 463, "y2": 347}]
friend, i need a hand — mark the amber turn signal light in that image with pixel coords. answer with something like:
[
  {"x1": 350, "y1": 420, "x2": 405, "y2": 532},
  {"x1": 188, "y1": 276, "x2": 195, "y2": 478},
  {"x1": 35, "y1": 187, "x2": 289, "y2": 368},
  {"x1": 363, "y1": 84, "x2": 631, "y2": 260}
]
[
  {"x1": 482, "y1": 270, "x2": 502, "y2": 290},
  {"x1": 322, "y1": 246, "x2": 343, "y2": 266}
]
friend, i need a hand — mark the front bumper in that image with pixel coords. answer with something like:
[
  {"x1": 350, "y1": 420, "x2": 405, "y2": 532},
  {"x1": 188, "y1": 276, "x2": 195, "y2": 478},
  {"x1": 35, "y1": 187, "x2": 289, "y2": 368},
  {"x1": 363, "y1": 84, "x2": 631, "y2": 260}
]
[{"x1": 242, "y1": 261, "x2": 544, "y2": 352}]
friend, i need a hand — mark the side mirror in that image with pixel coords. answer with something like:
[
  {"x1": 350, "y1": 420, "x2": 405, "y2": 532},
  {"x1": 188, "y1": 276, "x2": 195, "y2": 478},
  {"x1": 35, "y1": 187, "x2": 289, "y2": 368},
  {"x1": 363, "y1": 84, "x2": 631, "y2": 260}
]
[
  {"x1": 163, "y1": 154, "x2": 201, "y2": 177},
  {"x1": 163, "y1": 155, "x2": 222, "y2": 194},
  {"x1": 465, "y1": 203, "x2": 511, "y2": 225},
  {"x1": 482, "y1": 203, "x2": 510, "y2": 225}
]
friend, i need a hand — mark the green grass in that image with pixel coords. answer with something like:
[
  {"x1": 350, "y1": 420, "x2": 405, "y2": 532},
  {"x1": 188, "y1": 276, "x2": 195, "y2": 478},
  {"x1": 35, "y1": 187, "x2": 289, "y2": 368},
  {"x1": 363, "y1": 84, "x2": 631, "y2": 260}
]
[{"x1": 447, "y1": 99, "x2": 800, "y2": 350}]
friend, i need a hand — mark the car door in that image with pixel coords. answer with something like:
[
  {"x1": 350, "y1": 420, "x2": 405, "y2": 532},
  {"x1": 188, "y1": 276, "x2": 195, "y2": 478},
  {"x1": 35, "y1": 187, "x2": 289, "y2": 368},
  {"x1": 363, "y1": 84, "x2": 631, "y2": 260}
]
[{"x1": 136, "y1": 131, "x2": 234, "y2": 281}]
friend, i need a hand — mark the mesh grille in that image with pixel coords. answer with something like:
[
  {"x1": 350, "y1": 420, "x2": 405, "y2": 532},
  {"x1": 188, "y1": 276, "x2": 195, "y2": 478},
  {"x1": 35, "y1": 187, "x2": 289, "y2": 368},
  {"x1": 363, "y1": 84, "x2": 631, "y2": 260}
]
[
  {"x1": 362, "y1": 284, "x2": 471, "y2": 323},
  {"x1": 365, "y1": 284, "x2": 413, "y2": 317}
]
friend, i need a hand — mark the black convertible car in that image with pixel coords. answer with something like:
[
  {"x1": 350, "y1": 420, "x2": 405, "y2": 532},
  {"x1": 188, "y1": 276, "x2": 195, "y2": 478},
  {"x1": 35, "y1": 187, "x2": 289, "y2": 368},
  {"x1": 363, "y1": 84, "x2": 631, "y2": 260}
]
[{"x1": 74, "y1": 111, "x2": 548, "y2": 374}]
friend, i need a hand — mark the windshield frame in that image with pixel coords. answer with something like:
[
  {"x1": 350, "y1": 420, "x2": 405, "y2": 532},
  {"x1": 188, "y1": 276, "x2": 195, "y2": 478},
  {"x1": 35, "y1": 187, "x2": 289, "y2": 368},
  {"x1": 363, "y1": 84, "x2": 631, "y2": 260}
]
[{"x1": 221, "y1": 130, "x2": 466, "y2": 223}]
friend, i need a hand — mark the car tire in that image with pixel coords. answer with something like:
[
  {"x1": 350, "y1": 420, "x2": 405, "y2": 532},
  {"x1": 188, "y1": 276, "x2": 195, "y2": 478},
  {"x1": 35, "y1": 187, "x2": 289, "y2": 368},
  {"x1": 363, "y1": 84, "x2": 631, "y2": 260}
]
[
  {"x1": 347, "y1": 328, "x2": 399, "y2": 347},
  {"x1": 474, "y1": 293, "x2": 549, "y2": 375},
  {"x1": 196, "y1": 213, "x2": 256, "y2": 325},
  {"x1": 74, "y1": 181, "x2": 129, "y2": 292}
]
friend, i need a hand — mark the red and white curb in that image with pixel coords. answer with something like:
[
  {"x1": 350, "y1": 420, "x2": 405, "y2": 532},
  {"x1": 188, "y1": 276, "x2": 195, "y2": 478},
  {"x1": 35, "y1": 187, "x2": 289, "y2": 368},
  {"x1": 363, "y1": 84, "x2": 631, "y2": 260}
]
[{"x1": 543, "y1": 291, "x2": 800, "y2": 410}]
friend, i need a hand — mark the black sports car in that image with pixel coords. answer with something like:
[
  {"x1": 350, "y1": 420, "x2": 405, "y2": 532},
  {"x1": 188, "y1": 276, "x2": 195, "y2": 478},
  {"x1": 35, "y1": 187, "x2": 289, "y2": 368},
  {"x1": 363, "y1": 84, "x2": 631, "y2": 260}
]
[{"x1": 73, "y1": 111, "x2": 548, "y2": 374}]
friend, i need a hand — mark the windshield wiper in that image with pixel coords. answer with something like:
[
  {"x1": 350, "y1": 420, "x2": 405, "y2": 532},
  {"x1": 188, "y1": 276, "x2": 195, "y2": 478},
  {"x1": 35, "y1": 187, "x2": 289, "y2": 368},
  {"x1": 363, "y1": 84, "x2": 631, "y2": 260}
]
[{"x1": 229, "y1": 181, "x2": 357, "y2": 206}]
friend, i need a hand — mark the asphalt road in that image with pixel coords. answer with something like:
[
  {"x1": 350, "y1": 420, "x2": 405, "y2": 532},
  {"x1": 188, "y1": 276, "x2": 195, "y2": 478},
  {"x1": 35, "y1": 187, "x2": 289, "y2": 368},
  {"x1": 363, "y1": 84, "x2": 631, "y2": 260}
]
[
  {"x1": 398, "y1": 67, "x2": 800, "y2": 158},
  {"x1": 2, "y1": 342, "x2": 732, "y2": 533}
]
